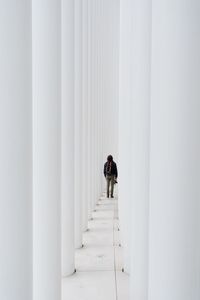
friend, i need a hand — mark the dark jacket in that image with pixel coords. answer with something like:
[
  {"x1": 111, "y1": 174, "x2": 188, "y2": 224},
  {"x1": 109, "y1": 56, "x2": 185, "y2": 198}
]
[{"x1": 104, "y1": 161, "x2": 118, "y2": 178}]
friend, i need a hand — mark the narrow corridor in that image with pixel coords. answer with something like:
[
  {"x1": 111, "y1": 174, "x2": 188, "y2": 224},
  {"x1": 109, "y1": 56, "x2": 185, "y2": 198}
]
[{"x1": 62, "y1": 192, "x2": 129, "y2": 300}]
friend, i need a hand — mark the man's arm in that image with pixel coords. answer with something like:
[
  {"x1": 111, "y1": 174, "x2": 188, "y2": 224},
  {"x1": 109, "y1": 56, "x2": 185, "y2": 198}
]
[
  {"x1": 115, "y1": 163, "x2": 118, "y2": 178},
  {"x1": 104, "y1": 163, "x2": 107, "y2": 177}
]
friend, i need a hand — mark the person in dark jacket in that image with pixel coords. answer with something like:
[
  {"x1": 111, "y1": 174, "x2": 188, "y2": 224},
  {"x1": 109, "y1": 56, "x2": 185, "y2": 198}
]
[{"x1": 104, "y1": 155, "x2": 118, "y2": 198}]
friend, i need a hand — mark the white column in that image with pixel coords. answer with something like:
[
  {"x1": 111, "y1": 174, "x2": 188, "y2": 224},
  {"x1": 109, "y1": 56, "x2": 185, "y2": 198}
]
[
  {"x1": 82, "y1": 0, "x2": 89, "y2": 232},
  {"x1": 99, "y1": 0, "x2": 104, "y2": 193},
  {"x1": 61, "y1": 0, "x2": 75, "y2": 276},
  {"x1": 101, "y1": 0, "x2": 119, "y2": 164},
  {"x1": 89, "y1": 0, "x2": 96, "y2": 210},
  {"x1": 0, "y1": 2, "x2": 32, "y2": 300},
  {"x1": 95, "y1": 3, "x2": 99, "y2": 202},
  {"x1": 97, "y1": 1, "x2": 102, "y2": 200},
  {"x1": 92, "y1": 1, "x2": 98, "y2": 208},
  {"x1": 97, "y1": 0, "x2": 104, "y2": 199},
  {"x1": 118, "y1": 0, "x2": 132, "y2": 273},
  {"x1": 32, "y1": 1, "x2": 61, "y2": 299},
  {"x1": 129, "y1": 0, "x2": 151, "y2": 299},
  {"x1": 110, "y1": 0, "x2": 120, "y2": 160},
  {"x1": 149, "y1": 1, "x2": 200, "y2": 299},
  {"x1": 87, "y1": 0, "x2": 93, "y2": 219},
  {"x1": 119, "y1": 0, "x2": 151, "y2": 295},
  {"x1": 74, "y1": 0, "x2": 83, "y2": 248},
  {"x1": 94, "y1": 0, "x2": 100, "y2": 204}
]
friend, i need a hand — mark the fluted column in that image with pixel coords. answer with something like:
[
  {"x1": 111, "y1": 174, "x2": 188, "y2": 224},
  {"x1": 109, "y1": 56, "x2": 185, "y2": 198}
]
[
  {"x1": 74, "y1": 0, "x2": 83, "y2": 248},
  {"x1": 61, "y1": 0, "x2": 75, "y2": 276},
  {"x1": 32, "y1": 0, "x2": 61, "y2": 299},
  {"x1": 149, "y1": 1, "x2": 200, "y2": 299},
  {"x1": 0, "y1": 2, "x2": 32, "y2": 300}
]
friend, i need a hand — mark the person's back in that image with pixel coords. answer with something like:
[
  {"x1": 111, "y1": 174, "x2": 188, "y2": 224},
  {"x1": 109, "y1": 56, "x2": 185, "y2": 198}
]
[{"x1": 104, "y1": 155, "x2": 118, "y2": 198}]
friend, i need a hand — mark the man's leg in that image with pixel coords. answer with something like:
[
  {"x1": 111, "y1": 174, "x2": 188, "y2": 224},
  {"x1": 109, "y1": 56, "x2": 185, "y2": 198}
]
[
  {"x1": 106, "y1": 177, "x2": 110, "y2": 197},
  {"x1": 111, "y1": 176, "x2": 115, "y2": 198}
]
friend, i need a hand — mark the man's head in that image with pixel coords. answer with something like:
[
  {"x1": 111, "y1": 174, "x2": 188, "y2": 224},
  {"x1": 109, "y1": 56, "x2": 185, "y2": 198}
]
[{"x1": 107, "y1": 155, "x2": 113, "y2": 162}]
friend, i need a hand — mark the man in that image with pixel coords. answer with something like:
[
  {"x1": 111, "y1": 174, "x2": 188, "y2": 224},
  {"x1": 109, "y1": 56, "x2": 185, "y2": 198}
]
[{"x1": 104, "y1": 155, "x2": 118, "y2": 198}]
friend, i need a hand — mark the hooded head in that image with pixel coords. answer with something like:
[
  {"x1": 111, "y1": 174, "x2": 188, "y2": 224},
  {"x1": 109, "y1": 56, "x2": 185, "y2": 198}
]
[{"x1": 107, "y1": 155, "x2": 113, "y2": 162}]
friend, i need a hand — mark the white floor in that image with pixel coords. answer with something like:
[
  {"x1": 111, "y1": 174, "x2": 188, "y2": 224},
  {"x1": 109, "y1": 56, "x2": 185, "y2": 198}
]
[{"x1": 62, "y1": 193, "x2": 129, "y2": 300}]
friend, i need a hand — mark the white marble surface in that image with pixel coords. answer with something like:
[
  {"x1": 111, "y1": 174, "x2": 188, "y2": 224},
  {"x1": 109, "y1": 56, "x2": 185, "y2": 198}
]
[{"x1": 62, "y1": 194, "x2": 130, "y2": 300}]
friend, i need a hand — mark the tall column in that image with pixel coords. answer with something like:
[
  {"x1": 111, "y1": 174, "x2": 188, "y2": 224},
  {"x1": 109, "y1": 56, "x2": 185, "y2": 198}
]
[
  {"x1": 99, "y1": 0, "x2": 104, "y2": 193},
  {"x1": 118, "y1": 0, "x2": 132, "y2": 274},
  {"x1": 82, "y1": 0, "x2": 89, "y2": 232},
  {"x1": 97, "y1": 0, "x2": 104, "y2": 198},
  {"x1": 110, "y1": 0, "x2": 120, "y2": 161},
  {"x1": 74, "y1": 0, "x2": 83, "y2": 248},
  {"x1": 95, "y1": 0, "x2": 99, "y2": 202},
  {"x1": 129, "y1": 0, "x2": 152, "y2": 299},
  {"x1": 149, "y1": 1, "x2": 200, "y2": 299},
  {"x1": 61, "y1": 0, "x2": 75, "y2": 276},
  {"x1": 87, "y1": 0, "x2": 93, "y2": 219},
  {"x1": 101, "y1": 0, "x2": 119, "y2": 165},
  {"x1": 32, "y1": 1, "x2": 61, "y2": 299},
  {"x1": 89, "y1": 0, "x2": 96, "y2": 210},
  {"x1": 94, "y1": 0, "x2": 99, "y2": 204},
  {"x1": 119, "y1": 2, "x2": 151, "y2": 289},
  {"x1": 0, "y1": 2, "x2": 32, "y2": 300}
]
